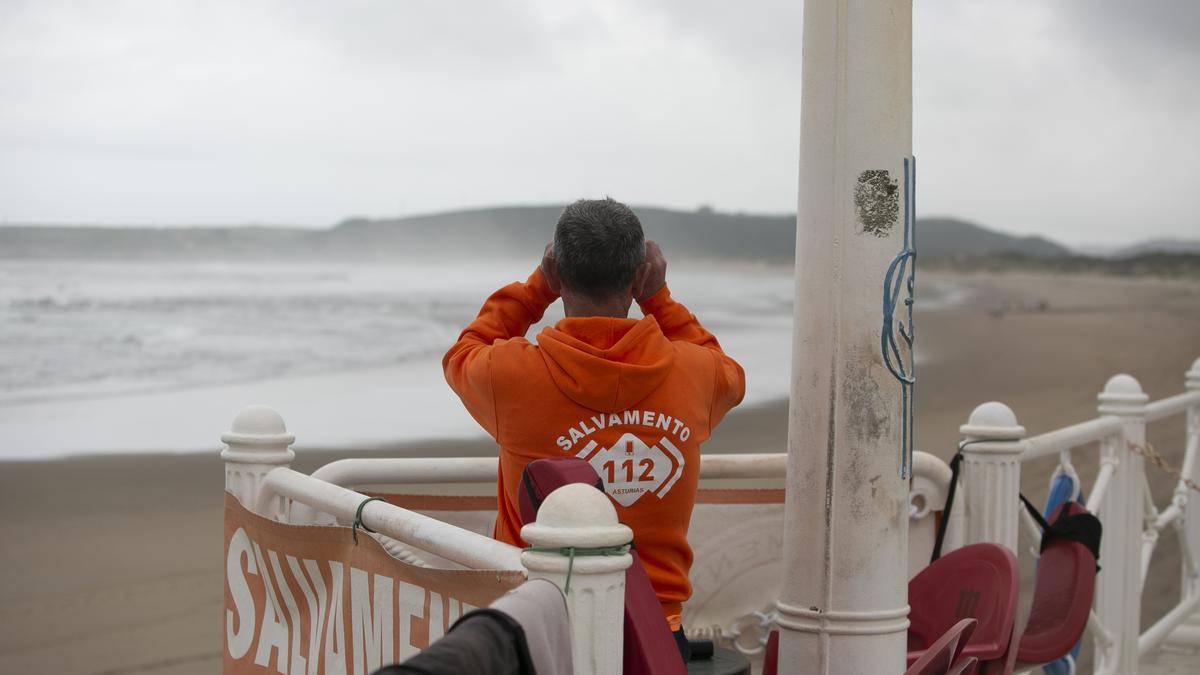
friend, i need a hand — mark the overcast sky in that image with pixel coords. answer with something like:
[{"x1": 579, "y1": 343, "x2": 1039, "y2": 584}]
[{"x1": 1, "y1": 1, "x2": 1197, "y2": 246}]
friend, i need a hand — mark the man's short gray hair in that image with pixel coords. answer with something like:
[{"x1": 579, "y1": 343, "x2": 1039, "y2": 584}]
[{"x1": 553, "y1": 198, "x2": 645, "y2": 299}]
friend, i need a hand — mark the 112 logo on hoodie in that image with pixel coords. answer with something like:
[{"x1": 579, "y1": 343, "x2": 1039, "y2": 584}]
[{"x1": 574, "y1": 432, "x2": 685, "y2": 507}]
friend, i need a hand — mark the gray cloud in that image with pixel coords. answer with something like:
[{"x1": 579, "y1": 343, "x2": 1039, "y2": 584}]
[{"x1": 0, "y1": 0, "x2": 1195, "y2": 246}]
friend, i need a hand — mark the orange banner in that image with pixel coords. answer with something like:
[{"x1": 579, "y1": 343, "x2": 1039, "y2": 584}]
[{"x1": 223, "y1": 492, "x2": 524, "y2": 675}]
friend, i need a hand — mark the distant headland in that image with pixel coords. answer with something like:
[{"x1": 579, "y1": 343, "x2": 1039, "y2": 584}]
[{"x1": 1, "y1": 205, "x2": 1197, "y2": 277}]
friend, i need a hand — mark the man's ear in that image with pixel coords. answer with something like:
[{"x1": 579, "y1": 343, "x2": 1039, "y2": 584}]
[
  {"x1": 631, "y1": 261, "x2": 652, "y2": 299},
  {"x1": 543, "y1": 257, "x2": 561, "y2": 294}
]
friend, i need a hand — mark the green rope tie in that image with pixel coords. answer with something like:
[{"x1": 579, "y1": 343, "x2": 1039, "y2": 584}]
[
  {"x1": 352, "y1": 497, "x2": 386, "y2": 545},
  {"x1": 524, "y1": 545, "x2": 629, "y2": 593}
]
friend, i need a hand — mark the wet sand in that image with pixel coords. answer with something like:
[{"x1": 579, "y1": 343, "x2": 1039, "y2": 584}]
[{"x1": 1, "y1": 270, "x2": 1198, "y2": 674}]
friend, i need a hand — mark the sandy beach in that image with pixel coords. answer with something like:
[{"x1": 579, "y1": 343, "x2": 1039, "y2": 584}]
[{"x1": 1, "y1": 270, "x2": 1198, "y2": 674}]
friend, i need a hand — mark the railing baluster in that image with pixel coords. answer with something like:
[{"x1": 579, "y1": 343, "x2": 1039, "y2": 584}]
[
  {"x1": 1094, "y1": 374, "x2": 1149, "y2": 673},
  {"x1": 1165, "y1": 357, "x2": 1200, "y2": 651},
  {"x1": 960, "y1": 402, "x2": 1026, "y2": 553}
]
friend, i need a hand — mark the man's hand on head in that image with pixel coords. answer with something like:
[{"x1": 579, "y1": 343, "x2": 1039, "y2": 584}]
[
  {"x1": 540, "y1": 241, "x2": 562, "y2": 296},
  {"x1": 636, "y1": 240, "x2": 667, "y2": 301}
]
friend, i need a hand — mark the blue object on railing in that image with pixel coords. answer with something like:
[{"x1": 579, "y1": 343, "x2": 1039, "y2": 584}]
[
  {"x1": 882, "y1": 156, "x2": 917, "y2": 477},
  {"x1": 1040, "y1": 471, "x2": 1085, "y2": 675}
]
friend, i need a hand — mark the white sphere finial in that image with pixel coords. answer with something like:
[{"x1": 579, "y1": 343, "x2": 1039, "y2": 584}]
[
  {"x1": 960, "y1": 401, "x2": 1025, "y2": 440},
  {"x1": 1098, "y1": 373, "x2": 1148, "y2": 414},
  {"x1": 521, "y1": 483, "x2": 633, "y2": 549},
  {"x1": 228, "y1": 404, "x2": 290, "y2": 438},
  {"x1": 1187, "y1": 358, "x2": 1200, "y2": 390},
  {"x1": 1102, "y1": 374, "x2": 1144, "y2": 396},
  {"x1": 221, "y1": 404, "x2": 295, "y2": 464}
]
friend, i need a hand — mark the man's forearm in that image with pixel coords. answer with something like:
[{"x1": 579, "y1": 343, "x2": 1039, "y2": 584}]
[
  {"x1": 455, "y1": 267, "x2": 559, "y2": 346},
  {"x1": 637, "y1": 285, "x2": 723, "y2": 350}
]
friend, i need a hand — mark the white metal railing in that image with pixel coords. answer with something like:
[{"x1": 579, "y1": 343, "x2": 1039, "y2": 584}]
[
  {"x1": 221, "y1": 403, "x2": 962, "y2": 669},
  {"x1": 958, "y1": 357, "x2": 1200, "y2": 675},
  {"x1": 285, "y1": 453, "x2": 787, "y2": 528},
  {"x1": 257, "y1": 467, "x2": 524, "y2": 570},
  {"x1": 309, "y1": 452, "x2": 787, "y2": 488},
  {"x1": 220, "y1": 405, "x2": 631, "y2": 675}
]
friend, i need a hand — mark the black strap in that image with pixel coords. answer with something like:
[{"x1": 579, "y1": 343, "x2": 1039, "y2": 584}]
[
  {"x1": 931, "y1": 443, "x2": 1102, "y2": 571},
  {"x1": 1021, "y1": 495, "x2": 1102, "y2": 567},
  {"x1": 1019, "y1": 494, "x2": 1053, "y2": 533},
  {"x1": 930, "y1": 450, "x2": 963, "y2": 563}
]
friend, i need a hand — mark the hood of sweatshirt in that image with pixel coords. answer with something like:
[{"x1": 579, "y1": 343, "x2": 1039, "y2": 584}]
[{"x1": 536, "y1": 315, "x2": 675, "y2": 413}]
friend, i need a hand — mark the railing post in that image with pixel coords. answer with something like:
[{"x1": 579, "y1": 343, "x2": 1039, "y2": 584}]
[
  {"x1": 959, "y1": 402, "x2": 1026, "y2": 552},
  {"x1": 221, "y1": 404, "x2": 295, "y2": 520},
  {"x1": 520, "y1": 484, "x2": 633, "y2": 675},
  {"x1": 1167, "y1": 357, "x2": 1200, "y2": 650},
  {"x1": 1096, "y1": 374, "x2": 1149, "y2": 673}
]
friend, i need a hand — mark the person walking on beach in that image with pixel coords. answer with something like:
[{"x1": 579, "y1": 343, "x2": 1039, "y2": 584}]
[{"x1": 443, "y1": 197, "x2": 745, "y2": 648}]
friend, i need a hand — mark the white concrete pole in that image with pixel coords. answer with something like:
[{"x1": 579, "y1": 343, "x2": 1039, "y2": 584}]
[
  {"x1": 778, "y1": 0, "x2": 914, "y2": 671},
  {"x1": 1167, "y1": 357, "x2": 1200, "y2": 650},
  {"x1": 520, "y1": 484, "x2": 633, "y2": 675},
  {"x1": 1095, "y1": 374, "x2": 1149, "y2": 673},
  {"x1": 959, "y1": 402, "x2": 1026, "y2": 552},
  {"x1": 221, "y1": 404, "x2": 296, "y2": 520}
]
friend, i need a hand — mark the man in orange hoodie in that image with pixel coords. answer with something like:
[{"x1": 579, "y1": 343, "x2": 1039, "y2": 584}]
[{"x1": 443, "y1": 198, "x2": 745, "y2": 648}]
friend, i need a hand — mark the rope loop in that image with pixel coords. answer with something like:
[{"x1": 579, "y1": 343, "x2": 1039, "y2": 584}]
[
  {"x1": 524, "y1": 544, "x2": 629, "y2": 593},
  {"x1": 352, "y1": 497, "x2": 386, "y2": 545}
]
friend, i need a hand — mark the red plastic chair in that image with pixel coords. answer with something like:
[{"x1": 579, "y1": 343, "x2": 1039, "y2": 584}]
[
  {"x1": 947, "y1": 656, "x2": 979, "y2": 675},
  {"x1": 762, "y1": 630, "x2": 779, "y2": 675},
  {"x1": 905, "y1": 618, "x2": 977, "y2": 675},
  {"x1": 1015, "y1": 502, "x2": 1097, "y2": 668},
  {"x1": 518, "y1": 458, "x2": 687, "y2": 675},
  {"x1": 907, "y1": 543, "x2": 1019, "y2": 669}
]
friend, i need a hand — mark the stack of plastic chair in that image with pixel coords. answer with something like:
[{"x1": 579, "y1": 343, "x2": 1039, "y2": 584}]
[
  {"x1": 907, "y1": 618, "x2": 979, "y2": 675},
  {"x1": 909, "y1": 520, "x2": 1098, "y2": 674},
  {"x1": 1015, "y1": 502, "x2": 1097, "y2": 672},
  {"x1": 907, "y1": 543, "x2": 1020, "y2": 674},
  {"x1": 518, "y1": 458, "x2": 687, "y2": 675}
]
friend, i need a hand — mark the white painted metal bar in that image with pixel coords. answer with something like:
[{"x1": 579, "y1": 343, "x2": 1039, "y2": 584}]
[
  {"x1": 1143, "y1": 472, "x2": 1159, "y2": 521},
  {"x1": 1085, "y1": 459, "x2": 1117, "y2": 513},
  {"x1": 1179, "y1": 518, "x2": 1199, "y2": 580},
  {"x1": 1020, "y1": 416, "x2": 1123, "y2": 463},
  {"x1": 1086, "y1": 609, "x2": 1117, "y2": 675},
  {"x1": 313, "y1": 457, "x2": 498, "y2": 486},
  {"x1": 1139, "y1": 590, "x2": 1200, "y2": 657},
  {"x1": 311, "y1": 453, "x2": 788, "y2": 489},
  {"x1": 1088, "y1": 609, "x2": 1116, "y2": 650},
  {"x1": 1154, "y1": 503, "x2": 1182, "y2": 531},
  {"x1": 1146, "y1": 390, "x2": 1200, "y2": 422},
  {"x1": 258, "y1": 467, "x2": 525, "y2": 571},
  {"x1": 1142, "y1": 528, "x2": 1159, "y2": 585},
  {"x1": 1018, "y1": 500, "x2": 1044, "y2": 560}
]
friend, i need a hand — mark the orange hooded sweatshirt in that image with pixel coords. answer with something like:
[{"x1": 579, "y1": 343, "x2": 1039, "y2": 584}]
[{"x1": 443, "y1": 268, "x2": 745, "y2": 628}]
